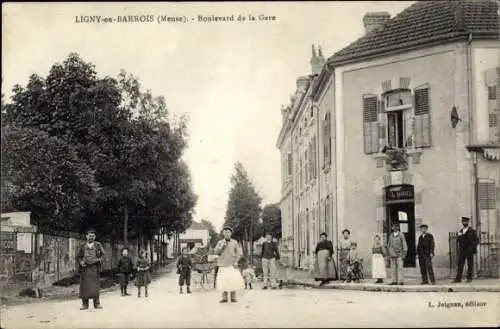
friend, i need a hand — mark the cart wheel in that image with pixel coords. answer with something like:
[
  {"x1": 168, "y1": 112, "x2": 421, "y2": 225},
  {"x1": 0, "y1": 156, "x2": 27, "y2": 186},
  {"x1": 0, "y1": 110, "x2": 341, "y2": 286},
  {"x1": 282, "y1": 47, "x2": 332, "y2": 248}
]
[{"x1": 199, "y1": 270, "x2": 214, "y2": 290}]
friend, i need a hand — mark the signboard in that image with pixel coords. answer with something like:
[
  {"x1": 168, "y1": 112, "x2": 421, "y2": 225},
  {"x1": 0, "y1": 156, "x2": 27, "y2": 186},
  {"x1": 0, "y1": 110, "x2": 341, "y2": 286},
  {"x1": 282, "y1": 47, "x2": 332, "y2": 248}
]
[
  {"x1": 386, "y1": 185, "x2": 414, "y2": 204},
  {"x1": 0, "y1": 232, "x2": 16, "y2": 253}
]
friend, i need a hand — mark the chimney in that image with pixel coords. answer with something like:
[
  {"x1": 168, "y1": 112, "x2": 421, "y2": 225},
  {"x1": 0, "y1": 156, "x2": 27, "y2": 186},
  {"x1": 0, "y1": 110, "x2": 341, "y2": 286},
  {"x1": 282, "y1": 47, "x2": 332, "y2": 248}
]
[
  {"x1": 363, "y1": 12, "x2": 390, "y2": 34},
  {"x1": 310, "y1": 44, "x2": 325, "y2": 75}
]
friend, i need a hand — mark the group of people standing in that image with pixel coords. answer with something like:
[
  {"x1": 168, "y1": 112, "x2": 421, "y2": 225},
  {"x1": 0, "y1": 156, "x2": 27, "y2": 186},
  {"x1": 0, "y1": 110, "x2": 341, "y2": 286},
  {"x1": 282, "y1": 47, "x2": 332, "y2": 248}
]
[
  {"x1": 77, "y1": 228, "x2": 152, "y2": 310},
  {"x1": 313, "y1": 216, "x2": 480, "y2": 286}
]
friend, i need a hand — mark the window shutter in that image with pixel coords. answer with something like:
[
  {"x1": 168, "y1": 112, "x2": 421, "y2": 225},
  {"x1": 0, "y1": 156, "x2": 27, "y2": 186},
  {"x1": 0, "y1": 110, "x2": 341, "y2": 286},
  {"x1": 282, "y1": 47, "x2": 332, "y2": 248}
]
[
  {"x1": 323, "y1": 112, "x2": 332, "y2": 166},
  {"x1": 479, "y1": 181, "x2": 496, "y2": 210},
  {"x1": 414, "y1": 85, "x2": 431, "y2": 148},
  {"x1": 363, "y1": 95, "x2": 378, "y2": 154},
  {"x1": 287, "y1": 153, "x2": 292, "y2": 176}
]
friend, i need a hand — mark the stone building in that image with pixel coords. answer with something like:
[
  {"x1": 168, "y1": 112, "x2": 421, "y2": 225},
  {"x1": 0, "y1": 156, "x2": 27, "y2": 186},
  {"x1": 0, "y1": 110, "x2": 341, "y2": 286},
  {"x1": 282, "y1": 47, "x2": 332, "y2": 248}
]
[{"x1": 277, "y1": 0, "x2": 499, "y2": 276}]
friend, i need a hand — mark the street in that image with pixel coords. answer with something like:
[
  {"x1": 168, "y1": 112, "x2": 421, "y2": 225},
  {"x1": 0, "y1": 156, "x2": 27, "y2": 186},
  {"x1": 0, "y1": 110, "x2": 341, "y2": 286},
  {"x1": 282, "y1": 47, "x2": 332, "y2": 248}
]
[{"x1": 2, "y1": 274, "x2": 498, "y2": 328}]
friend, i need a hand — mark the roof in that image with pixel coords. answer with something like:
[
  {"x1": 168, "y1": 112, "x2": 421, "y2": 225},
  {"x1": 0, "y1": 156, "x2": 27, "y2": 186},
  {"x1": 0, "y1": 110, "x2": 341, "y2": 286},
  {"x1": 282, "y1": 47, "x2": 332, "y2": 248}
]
[
  {"x1": 188, "y1": 221, "x2": 209, "y2": 230},
  {"x1": 328, "y1": 0, "x2": 499, "y2": 66}
]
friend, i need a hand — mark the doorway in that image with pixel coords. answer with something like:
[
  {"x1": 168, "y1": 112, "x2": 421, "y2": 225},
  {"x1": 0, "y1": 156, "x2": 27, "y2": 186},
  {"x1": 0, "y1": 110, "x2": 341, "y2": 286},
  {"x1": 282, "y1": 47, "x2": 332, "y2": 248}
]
[{"x1": 385, "y1": 185, "x2": 416, "y2": 267}]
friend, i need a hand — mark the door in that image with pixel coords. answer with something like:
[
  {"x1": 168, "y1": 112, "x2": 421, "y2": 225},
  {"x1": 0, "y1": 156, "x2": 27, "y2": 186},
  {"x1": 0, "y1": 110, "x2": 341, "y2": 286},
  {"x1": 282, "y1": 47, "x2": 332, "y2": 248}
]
[{"x1": 387, "y1": 202, "x2": 416, "y2": 267}]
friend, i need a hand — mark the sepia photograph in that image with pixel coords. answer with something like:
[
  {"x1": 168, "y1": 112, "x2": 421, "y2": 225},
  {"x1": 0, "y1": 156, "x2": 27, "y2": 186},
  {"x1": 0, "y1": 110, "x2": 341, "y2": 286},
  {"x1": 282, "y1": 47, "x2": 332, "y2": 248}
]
[{"x1": 1, "y1": 1, "x2": 499, "y2": 328}]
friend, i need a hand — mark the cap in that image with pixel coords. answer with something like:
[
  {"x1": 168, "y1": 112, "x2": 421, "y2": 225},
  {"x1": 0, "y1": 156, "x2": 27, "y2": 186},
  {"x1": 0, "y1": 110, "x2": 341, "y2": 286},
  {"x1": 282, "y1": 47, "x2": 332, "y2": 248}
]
[
  {"x1": 222, "y1": 226, "x2": 233, "y2": 232},
  {"x1": 342, "y1": 229, "x2": 350, "y2": 234},
  {"x1": 86, "y1": 228, "x2": 96, "y2": 234},
  {"x1": 419, "y1": 224, "x2": 428, "y2": 228},
  {"x1": 320, "y1": 232, "x2": 328, "y2": 237}
]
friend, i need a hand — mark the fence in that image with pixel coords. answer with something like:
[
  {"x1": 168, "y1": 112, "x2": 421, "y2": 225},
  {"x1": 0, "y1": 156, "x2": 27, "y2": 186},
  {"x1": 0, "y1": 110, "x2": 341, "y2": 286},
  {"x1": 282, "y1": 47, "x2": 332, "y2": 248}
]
[
  {"x1": 448, "y1": 231, "x2": 499, "y2": 278},
  {"x1": 0, "y1": 229, "x2": 140, "y2": 287}
]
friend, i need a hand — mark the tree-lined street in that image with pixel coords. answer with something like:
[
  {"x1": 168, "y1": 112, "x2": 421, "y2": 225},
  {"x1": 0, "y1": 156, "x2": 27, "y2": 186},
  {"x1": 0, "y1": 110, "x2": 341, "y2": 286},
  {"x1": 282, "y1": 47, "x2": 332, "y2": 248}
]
[{"x1": 2, "y1": 272, "x2": 498, "y2": 328}]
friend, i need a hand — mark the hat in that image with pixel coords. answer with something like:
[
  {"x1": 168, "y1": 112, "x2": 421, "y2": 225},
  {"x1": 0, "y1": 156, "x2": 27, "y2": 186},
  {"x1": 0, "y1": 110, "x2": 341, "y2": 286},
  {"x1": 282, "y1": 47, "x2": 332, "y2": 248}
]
[
  {"x1": 342, "y1": 229, "x2": 350, "y2": 234},
  {"x1": 461, "y1": 217, "x2": 470, "y2": 222},
  {"x1": 222, "y1": 226, "x2": 233, "y2": 232},
  {"x1": 320, "y1": 232, "x2": 328, "y2": 237},
  {"x1": 419, "y1": 224, "x2": 428, "y2": 228},
  {"x1": 86, "y1": 228, "x2": 96, "y2": 234}
]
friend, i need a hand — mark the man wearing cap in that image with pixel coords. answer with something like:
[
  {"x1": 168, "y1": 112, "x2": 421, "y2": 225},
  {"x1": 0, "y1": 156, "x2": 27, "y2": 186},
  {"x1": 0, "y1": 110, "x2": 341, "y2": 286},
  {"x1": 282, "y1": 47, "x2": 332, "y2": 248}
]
[
  {"x1": 387, "y1": 223, "x2": 408, "y2": 285},
  {"x1": 453, "y1": 217, "x2": 479, "y2": 283},
  {"x1": 416, "y1": 224, "x2": 435, "y2": 284},
  {"x1": 214, "y1": 226, "x2": 244, "y2": 303},
  {"x1": 77, "y1": 228, "x2": 105, "y2": 310}
]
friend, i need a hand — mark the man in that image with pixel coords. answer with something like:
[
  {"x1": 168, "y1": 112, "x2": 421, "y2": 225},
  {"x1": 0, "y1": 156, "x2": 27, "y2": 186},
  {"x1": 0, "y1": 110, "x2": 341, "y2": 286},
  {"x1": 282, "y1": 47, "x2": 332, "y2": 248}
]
[
  {"x1": 261, "y1": 233, "x2": 280, "y2": 289},
  {"x1": 416, "y1": 224, "x2": 436, "y2": 285},
  {"x1": 453, "y1": 217, "x2": 479, "y2": 283},
  {"x1": 77, "y1": 228, "x2": 105, "y2": 310},
  {"x1": 387, "y1": 223, "x2": 407, "y2": 285},
  {"x1": 214, "y1": 226, "x2": 244, "y2": 303}
]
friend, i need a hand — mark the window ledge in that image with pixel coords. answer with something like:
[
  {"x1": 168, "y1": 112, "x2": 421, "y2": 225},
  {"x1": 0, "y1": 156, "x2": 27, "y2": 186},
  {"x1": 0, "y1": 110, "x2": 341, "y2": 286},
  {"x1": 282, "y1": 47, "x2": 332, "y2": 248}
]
[{"x1": 372, "y1": 147, "x2": 423, "y2": 159}]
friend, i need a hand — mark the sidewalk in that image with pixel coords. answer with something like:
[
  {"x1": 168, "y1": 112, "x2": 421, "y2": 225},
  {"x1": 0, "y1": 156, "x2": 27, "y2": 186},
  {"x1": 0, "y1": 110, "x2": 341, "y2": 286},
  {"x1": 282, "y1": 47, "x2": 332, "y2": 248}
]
[
  {"x1": 279, "y1": 264, "x2": 500, "y2": 293},
  {"x1": 0, "y1": 261, "x2": 176, "y2": 307}
]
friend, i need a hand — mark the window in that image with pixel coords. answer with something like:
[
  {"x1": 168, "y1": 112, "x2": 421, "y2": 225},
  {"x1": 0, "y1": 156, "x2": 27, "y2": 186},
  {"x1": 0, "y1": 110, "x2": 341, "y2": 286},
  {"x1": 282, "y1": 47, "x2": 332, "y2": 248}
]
[
  {"x1": 478, "y1": 180, "x2": 496, "y2": 210},
  {"x1": 413, "y1": 85, "x2": 431, "y2": 147},
  {"x1": 304, "y1": 150, "x2": 309, "y2": 183},
  {"x1": 311, "y1": 135, "x2": 317, "y2": 179},
  {"x1": 323, "y1": 112, "x2": 332, "y2": 166},
  {"x1": 324, "y1": 196, "x2": 330, "y2": 235},
  {"x1": 387, "y1": 110, "x2": 405, "y2": 148},
  {"x1": 485, "y1": 67, "x2": 500, "y2": 142},
  {"x1": 287, "y1": 152, "x2": 292, "y2": 176},
  {"x1": 362, "y1": 94, "x2": 379, "y2": 154}
]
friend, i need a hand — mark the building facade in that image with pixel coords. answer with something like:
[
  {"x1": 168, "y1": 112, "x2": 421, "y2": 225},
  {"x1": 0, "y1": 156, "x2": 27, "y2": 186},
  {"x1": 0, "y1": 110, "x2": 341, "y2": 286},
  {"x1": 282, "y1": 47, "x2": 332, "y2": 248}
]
[{"x1": 277, "y1": 0, "x2": 499, "y2": 276}]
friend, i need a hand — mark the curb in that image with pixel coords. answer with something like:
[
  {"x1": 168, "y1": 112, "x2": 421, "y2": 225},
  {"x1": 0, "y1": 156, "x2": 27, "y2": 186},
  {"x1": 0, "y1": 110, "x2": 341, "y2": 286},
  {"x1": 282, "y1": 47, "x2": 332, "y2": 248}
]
[{"x1": 285, "y1": 280, "x2": 500, "y2": 293}]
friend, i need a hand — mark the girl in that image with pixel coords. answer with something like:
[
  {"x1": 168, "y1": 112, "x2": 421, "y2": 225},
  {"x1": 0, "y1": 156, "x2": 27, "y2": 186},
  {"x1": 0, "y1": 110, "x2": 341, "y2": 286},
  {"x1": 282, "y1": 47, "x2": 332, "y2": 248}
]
[
  {"x1": 116, "y1": 247, "x2": 133, "y2": 296},
  {"x1": 371, "y1": 234, "x2": 387, "y2": 284},
  {"x1": 135, "y1": 249, "x2": 151, "y2": 297},
  {"x1": 242, "y1": 263, "x2": 256, "y2": 290}
]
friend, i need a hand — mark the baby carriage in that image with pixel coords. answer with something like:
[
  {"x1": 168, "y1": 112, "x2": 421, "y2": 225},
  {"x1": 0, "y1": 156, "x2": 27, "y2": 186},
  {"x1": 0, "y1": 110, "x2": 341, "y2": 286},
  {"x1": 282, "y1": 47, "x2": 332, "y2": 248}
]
[{"x1": 346, "y1": 259, "x2": 364, "y2": 283}]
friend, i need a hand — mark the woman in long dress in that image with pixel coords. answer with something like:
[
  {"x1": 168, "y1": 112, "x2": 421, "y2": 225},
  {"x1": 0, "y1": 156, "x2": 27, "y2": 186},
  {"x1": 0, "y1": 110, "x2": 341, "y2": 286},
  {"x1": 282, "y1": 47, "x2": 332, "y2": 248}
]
[
  {"x1": 338, "y1": 229, "x2": 351, "y2": 280},
  {"x1": 371, "y1": 234, "x2": 387, "y2": 283},
  {"x1": 313, "y1": 232, "x2": 338, "y2": 285}
]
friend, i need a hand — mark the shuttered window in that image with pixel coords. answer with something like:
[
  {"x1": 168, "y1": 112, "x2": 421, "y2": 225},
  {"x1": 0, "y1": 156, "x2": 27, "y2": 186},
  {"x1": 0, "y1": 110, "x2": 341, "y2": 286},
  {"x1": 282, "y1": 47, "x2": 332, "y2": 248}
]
[
  {"x1": 414, "y1": 85, "x2": 431, "y2": 147},
  {"x1": 486, "y1": 67, "x2": 500, "y2": 142},
  {"x1": 311, "y1": 135, "x2": 317, "y2": 179},
  {"x1": 363, "y1": 94, "x2": 379, "y2": 154},
  {"x1": 478, "y1": 181, "x2": 496, "y2": 210},
  {"x1": 323, "y1": 112, "x2": 332, "y2": 166},
  {"x1": 287, "y1": 153, "x2": 292, "y2": 176}
]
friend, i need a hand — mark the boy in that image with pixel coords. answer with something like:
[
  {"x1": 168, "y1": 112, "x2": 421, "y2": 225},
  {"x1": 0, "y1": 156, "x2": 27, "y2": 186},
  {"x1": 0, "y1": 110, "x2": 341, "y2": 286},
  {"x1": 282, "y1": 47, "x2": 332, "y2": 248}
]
[
  {"x1": 116, "y1": 247, "x2": 133, "y2": 296},
  {"x1": 346, "y1": 242, "x2": 362, "y2": 283},
  {"x1": 242, "y1": 264, "x2": 256, "y2": 290},
  {"x1": 177, "y1": 247, "x2": 192, "y2": 294}
]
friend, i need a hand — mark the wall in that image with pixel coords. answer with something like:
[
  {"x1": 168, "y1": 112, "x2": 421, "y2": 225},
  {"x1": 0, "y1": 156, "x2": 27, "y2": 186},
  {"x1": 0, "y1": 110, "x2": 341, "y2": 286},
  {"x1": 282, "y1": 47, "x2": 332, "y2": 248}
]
[{"x1": 335, "y1": 43, "x2": 473, "y2": 269}]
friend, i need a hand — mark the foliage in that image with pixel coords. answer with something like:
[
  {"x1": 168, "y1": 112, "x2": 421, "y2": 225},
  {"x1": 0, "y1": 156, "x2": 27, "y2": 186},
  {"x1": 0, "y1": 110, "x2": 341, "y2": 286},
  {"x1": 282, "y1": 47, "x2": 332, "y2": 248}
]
[
  {"x1": 1, "y1": 53, "x2": 196, "y2": 241},
  {"x1": 223, "y1": 162, "x2": 262, "y2": 253},
  {"x1": 261, "y1": 203, "x2": 282, "y2": 239},
  {"x1": 201, "y1": 219, "x2": 219, "y2": 248}
]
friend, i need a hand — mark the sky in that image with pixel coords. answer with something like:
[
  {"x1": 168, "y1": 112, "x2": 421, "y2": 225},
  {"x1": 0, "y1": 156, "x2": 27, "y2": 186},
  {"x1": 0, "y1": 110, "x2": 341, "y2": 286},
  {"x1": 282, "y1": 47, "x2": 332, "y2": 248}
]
[{"x1": 2, "y1": 1, "x2": 413, "y2": 231}]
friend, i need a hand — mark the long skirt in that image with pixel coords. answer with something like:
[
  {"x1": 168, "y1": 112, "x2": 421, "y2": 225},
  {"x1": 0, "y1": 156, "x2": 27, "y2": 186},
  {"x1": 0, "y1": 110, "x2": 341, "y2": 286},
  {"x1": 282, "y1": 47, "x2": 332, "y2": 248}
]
[
  {"x1": 339, "y1": 249, "x2": 350, "y2": 279},
  {"x1": 314, "y1": 250, "x2": 338, "y2": 281},
  {"x1": 371, "y1": 254, "x2": 387, "y2": 279},
  {"x1": 216, "y1": 266, "x2": 244, "y2": 292},
  {"x1": 135, "y1": 271, "x2": 151, "y2": 287},
  {"x1": 79, "y1": 263, "x2": 100, "y2": 299}
]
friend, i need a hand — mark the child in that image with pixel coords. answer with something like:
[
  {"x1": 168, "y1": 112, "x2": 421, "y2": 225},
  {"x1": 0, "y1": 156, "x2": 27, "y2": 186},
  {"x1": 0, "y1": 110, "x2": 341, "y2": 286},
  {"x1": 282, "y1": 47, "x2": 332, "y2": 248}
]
[
  {"x1": 176, "y1": 247, "x2": 192, "y2": 294},
  {"x1": 135, "y1": 249, "x2": 151, "y2": 298},
  {"x1": 242, "y1": 264, "x2": 256, "y2": 290},
  {"x1": 116, "y1": 247, "x2": 133, "y2": 296},
  {"x1": 371, "y1": 235, "x2": 387, "y2": 284},
  {"x1": 346, "y1": 242, "x2": 362, "y2": 283}
]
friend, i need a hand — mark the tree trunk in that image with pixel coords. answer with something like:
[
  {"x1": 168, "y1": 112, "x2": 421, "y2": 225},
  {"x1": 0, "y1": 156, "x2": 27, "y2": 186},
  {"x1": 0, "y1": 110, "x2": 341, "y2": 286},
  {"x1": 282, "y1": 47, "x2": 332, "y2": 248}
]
[
  {"x1": 250, "y1": 220, "x2": 254, "y2": 265},
  {"x1": 244, "y1": 227, "x2": 249, "y2": 259},
  {"x1": 149, "y1": 238, "x2": 154, "y2": 272},
  {"x1": 123, "y1": 203, "x2": 128, "y2": 245}
]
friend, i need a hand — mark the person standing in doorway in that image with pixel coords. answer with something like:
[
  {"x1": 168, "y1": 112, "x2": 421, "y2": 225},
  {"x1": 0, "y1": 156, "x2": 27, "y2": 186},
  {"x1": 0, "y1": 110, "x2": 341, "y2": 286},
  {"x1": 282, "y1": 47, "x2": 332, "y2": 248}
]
[
  {"x1": 416, "y1": 224, "x2": 436, "y2": 285},
  {"x1": 338, "y1": 229, "x2": 351, "y2": 280},
  {"x1": 77, "y1": 228, "x2": 105, "y2": 310},
  {"x1": 214, "y1": 226, "x2": 244, "y2": 303},
  {"x1": 387, "y1": 224, "x2": 407, "y2": 285},
  {"x1": 116, "y1": 247, "x2": 133, "y2": 296},
  {"x1": 452, "y1": 217, "x2": 479, "y2": 283},
  {"x1": 261, "y1": 233, "x2": 280, "y2": 290}
]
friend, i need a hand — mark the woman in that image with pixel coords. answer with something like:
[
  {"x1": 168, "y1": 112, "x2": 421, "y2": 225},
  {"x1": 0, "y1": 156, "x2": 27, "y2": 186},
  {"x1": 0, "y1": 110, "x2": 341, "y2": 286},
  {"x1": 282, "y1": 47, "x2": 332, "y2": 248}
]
[
  {"x1": 313, "y1": 232, "x2": 337, "y2": 285},
  {"x1": 77, "y1": 228, "x2": 105, "y2": 310},
  {"x1": 371, "y1": 234, "x2": 387, "y2": 284},
  {"x1": 338, "y1": 229, "x2": 351, "y2": 280},
  {"x1": 135, "y1": 249, "x2": 151, "y2": 297}
]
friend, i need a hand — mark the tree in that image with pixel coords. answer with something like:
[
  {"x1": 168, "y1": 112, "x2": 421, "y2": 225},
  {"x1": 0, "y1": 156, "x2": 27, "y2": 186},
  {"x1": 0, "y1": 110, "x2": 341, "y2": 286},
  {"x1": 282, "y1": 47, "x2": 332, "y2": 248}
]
[
  {"x1": 261, "y1": 203, "x2": 282, "y2": 239},
  {"x1": 223, "y1": 162, "x2": 262, "y2": 258},
  {"x1": 201, "y1": 219, "x2": 219, "y2": 248}
]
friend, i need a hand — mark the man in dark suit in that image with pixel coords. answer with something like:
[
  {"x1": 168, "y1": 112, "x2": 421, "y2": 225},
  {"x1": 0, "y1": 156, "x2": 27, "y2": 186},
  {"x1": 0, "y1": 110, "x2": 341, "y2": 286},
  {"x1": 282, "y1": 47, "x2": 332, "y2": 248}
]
[
  {"x1": 452, "y1": 217, "x2": 479, "y2": 283},
  {"x1": 416, "y1": 224, "x2": 435, "y2": 284}
]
